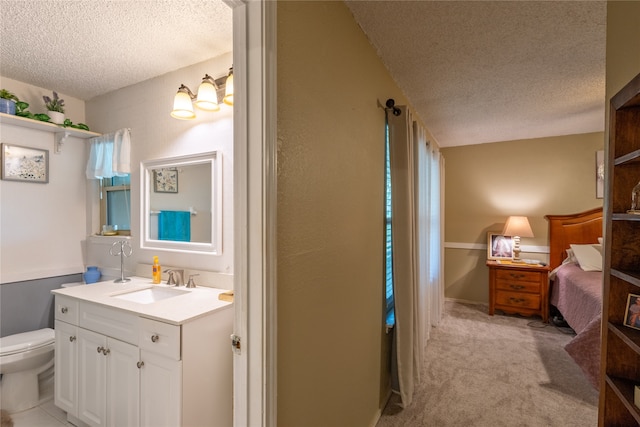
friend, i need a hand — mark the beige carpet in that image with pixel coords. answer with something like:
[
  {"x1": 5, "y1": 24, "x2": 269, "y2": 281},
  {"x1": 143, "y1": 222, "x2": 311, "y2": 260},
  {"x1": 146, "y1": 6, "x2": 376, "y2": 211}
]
[{"x1": 377, "y1": 301, "x2": 598, "y2": 426}]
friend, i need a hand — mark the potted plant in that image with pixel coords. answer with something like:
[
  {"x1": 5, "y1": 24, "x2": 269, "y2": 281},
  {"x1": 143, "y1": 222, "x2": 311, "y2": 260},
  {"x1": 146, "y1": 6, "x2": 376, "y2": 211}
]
[
  {"x1": 0, "y1": 89, "x2": 19, "y2": 115},
  {"x1": 43, "y1": 91, "x2": 65, "y2": 124}
]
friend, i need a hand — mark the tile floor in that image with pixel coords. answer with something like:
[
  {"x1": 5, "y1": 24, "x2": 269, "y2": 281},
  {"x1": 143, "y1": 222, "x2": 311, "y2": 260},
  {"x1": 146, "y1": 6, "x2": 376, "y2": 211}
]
[{"x1": 9, "y1": 398, "x2": 70, "y2": 427}]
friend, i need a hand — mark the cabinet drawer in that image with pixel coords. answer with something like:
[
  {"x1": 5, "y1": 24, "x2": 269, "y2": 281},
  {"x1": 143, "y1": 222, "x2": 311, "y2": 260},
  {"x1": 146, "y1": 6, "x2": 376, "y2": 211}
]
[
  {"x1": 495, "y1": 291, "x2": 540, "y2": 310},
  {"x1": 496, "y1": 278, "x2": 540, "y2": 293},
  {"x1": 495, "y1": 269, "x2": 541, "y2": 283},
  {"x1": 79, "y1": 302, "x2": 139, "y2": 345},
  {"x1": 139, "y1": 318, "x2": 181, "y2": 361},
  {"x1": 55, "y1": 295, "x2": 79, "y2": 324}
]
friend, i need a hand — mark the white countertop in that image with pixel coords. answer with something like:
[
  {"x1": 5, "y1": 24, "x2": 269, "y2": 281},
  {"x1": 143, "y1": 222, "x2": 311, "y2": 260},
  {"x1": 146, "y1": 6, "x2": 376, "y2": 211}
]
[{"x1": 51, "y1": 276, "x2": 232, "y2": 325}]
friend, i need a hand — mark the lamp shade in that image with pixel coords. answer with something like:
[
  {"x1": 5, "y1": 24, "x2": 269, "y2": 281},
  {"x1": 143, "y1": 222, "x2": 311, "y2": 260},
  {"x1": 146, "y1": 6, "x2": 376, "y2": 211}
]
[
  {"x1": 223, "y1": 69, "x2": 234, "y2": 106},
  {"x1": 170, "y1": 89, "x2": 196, "y2": 120},
  {"x1": 502, "y1": 216, "x2": 534, "y2": 238},
  {"x1": 195, "y1": 79, "x2": 220, "y2": 111}
]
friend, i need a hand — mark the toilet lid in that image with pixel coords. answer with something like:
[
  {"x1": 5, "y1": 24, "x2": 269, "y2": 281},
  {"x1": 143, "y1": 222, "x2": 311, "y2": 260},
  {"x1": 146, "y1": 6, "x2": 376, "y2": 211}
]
[{"x1": 0, "y1": 328, "x2": 55, "y2": 356}]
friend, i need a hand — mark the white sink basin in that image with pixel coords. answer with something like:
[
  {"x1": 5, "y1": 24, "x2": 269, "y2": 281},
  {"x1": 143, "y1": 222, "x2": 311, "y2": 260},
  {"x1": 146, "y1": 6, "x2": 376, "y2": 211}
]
[{"x1": 112, "y1": 287, "x2": 189, "y2": 304}]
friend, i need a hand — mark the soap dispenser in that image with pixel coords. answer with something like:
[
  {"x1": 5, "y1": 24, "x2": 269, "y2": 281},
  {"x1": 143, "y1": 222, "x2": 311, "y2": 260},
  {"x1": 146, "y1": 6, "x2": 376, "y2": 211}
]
[{"x1": 152, "y1": 256, "x2": 161, "y2": 284}]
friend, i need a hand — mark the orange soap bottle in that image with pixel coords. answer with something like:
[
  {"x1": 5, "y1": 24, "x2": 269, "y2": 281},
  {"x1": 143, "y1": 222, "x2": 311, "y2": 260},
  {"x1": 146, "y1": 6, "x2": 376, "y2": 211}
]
[{"x1": 152, "y1": 256, "x2": 161, "y2": 284}]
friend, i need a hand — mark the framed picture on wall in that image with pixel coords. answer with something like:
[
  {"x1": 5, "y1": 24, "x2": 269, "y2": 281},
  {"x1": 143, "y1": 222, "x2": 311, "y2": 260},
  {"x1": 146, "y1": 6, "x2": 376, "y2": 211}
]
[
  {"x1": 487, "y1": 232, "x2": 513, "y2": 260},
  {"x1": 153, "y1": 168, "x2": 178, "y2": 193},
  {"x1": 624, "y1": 293, "x2": 640, "y2": 331},
  {"x1": 1, "y1": 143, "x2": 49, "y2": 183}
]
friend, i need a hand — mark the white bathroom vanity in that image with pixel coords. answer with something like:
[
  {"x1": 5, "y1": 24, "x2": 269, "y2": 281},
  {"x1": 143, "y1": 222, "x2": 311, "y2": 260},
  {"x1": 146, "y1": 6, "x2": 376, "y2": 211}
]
[{"x1": 51, "y1": 278, "x2": 233, "y2": 427}]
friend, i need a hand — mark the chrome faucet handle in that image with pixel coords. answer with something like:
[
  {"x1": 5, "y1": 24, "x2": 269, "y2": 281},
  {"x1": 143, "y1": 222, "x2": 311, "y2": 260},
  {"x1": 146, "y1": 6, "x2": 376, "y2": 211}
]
[{"x1": 186, "y1": 274, "x2": 199, "y2": 288}]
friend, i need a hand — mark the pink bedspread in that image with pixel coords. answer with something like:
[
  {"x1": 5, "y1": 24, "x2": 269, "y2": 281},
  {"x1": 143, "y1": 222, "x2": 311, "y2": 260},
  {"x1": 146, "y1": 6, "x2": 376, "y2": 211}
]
[{"x1": 550, "y1": 263, "x2": 602, "y2": 389}]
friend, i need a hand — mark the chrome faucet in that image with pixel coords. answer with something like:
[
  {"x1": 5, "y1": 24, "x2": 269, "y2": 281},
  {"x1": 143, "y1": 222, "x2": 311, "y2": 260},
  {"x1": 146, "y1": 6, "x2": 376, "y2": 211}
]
[
  {"x1": 165, "y1": 269, "x2": 184, "y2": 286},
  {"x1": 186, "y1": 274, "x2": 199, "y2": 288}
]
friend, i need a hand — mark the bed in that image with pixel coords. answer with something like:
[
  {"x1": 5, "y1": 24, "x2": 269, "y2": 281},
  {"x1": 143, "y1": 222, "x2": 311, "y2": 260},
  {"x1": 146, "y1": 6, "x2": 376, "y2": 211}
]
[{"x1": 545, "y1": 207, "x2": 603, "y2": 389}]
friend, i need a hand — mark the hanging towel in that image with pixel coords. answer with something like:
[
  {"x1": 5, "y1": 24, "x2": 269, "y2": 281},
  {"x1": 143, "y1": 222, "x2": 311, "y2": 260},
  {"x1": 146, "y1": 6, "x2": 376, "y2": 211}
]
[{"x1": 158, "y1": 211, "x2": 191, "y2": 242}]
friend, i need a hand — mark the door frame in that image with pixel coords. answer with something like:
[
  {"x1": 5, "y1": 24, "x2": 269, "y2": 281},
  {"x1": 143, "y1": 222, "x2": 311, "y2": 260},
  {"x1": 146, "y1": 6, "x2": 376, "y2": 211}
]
[{"x1": 226, "y1": 1, "x2": 277, "y2": 426}]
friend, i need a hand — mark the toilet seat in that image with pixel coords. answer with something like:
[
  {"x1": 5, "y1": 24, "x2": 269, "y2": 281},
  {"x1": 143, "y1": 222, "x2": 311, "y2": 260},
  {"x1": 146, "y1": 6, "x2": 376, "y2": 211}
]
[{"x1": 0, "y1": 328, "x2": 55, "y2": 357}]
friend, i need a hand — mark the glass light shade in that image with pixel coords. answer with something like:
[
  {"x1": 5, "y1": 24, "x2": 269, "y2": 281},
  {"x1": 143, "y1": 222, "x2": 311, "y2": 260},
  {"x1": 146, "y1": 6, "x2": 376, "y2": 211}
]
[
  {"x1": 223, "y1": 71, "x2": 234, "y2": 106},
  {"x1": 171, "y1": 90, "x2": 195, "y2": 120},
  {"x1": 195, "y1": 81, "x2": 220, "y2": 111}
]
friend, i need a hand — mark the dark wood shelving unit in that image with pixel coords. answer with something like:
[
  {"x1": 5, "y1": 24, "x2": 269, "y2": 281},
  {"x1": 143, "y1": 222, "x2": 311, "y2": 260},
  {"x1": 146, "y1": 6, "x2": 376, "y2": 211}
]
[{"x1": 600, "y1": 71, "x2": 640, "y2": 426}]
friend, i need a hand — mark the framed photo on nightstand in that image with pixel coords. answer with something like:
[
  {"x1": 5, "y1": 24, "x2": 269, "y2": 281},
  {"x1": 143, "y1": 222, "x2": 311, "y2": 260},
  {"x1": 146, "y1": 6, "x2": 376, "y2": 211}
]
[{"x1": 487, "y1": 232, "x2": 513, "y2": 260}]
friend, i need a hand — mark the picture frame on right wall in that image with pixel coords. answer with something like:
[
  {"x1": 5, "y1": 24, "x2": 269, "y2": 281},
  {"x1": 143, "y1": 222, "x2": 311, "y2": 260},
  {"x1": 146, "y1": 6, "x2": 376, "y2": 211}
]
[{"x1": 596, "y1": 150, "x2": 604, "y2": 199}]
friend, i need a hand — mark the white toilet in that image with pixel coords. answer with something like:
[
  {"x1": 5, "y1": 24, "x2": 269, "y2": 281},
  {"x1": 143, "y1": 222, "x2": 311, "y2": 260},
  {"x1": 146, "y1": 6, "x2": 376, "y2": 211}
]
[{"x1": 0, "y1": 328, "x2": 55, "y2": 413}]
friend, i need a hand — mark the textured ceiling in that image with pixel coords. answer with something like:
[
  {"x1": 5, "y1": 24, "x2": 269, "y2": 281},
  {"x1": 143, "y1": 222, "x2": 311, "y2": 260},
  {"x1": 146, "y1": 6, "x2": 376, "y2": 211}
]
[
  {"x1": 345, "y1": 1, "x2": 607, "y2": 147},
  {"x1": 1, "y1": 1, "x2": 605, "y2": 148},
  {"x1": 0, "y1": 0, "x2": 232, "y2": 101}
]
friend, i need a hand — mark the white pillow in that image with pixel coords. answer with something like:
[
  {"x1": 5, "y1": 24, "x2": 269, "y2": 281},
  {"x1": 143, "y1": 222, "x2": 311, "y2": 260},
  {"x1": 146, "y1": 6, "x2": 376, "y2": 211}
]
[{"x1": 570, "y1": 244, "x2": 603, "y2": 271}]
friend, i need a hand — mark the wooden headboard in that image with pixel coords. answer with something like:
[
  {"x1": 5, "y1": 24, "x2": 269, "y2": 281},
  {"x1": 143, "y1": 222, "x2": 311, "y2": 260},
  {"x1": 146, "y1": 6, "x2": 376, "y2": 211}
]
[{"x1": 544, "y1": 207, "x2": 603, "y2": 270}]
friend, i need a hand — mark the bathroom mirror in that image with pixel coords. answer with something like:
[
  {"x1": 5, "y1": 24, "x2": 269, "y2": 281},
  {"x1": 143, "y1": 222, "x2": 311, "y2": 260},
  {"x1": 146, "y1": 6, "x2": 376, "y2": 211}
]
[{"x1": 141, "y1": 152, "x2": 222, "y2": 254}]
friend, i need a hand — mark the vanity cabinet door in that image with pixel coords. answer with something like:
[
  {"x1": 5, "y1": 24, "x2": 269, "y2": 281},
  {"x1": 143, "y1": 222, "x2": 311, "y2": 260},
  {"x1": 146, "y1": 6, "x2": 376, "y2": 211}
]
[
  {"x1": 78, "y1": 328, "x2": 107, "y2": 427},
  {"x1": 54, "y1": 320, "x2": 78, "y2": 417},
  {"x1": 106, "y1": 338, "x2": 140, "y2": 427},
  {"x1": 140, "y1": 350, "x2": 182, "y2": 427}
]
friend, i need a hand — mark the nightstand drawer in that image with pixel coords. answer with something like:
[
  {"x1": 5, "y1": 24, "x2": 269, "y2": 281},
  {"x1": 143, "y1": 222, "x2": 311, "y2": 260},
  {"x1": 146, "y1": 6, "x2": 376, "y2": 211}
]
[
  {"x1": 495, "y1": 279, "x2": 540, "y2": 293},
  {"x1": 495, "y1": 291, "x2": 540, "y2": 310},
  {"x1": 495, "y1": 269, "x2": 540, "y2": 283}
]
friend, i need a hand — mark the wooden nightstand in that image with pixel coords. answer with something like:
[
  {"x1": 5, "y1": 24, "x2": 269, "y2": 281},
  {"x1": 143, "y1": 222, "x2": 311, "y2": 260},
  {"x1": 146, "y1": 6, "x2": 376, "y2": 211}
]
[{"x1": 486, "y1": 260, "x2": 550, "y2": 322}]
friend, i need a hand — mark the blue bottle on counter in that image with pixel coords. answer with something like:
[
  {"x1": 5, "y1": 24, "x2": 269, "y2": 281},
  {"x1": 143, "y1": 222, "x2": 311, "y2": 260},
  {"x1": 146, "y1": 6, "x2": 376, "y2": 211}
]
[{"x1": 84, "y1": 266, "x2": 101, "y2": 284}]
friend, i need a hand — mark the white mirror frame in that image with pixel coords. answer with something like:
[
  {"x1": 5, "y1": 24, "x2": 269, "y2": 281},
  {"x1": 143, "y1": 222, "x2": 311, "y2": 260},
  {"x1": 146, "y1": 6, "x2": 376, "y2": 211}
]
[{"x1": 140, "y1": 151, "x2": 222, "y2": 254}]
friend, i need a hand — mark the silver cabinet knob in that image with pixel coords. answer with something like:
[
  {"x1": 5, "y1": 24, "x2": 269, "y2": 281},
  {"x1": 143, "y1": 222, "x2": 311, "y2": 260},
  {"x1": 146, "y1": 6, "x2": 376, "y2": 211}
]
[
  {"x1": 151, "y1": 334, "x2": 159, "y2": 343},
  {"x1": 69, "y1": 336, "x2": 76, "y2": 342},
  {"x1": 137, "y1": 361, "x2": 144, "y2": 369},
  {"x1": 61, "y1": 307, "x2": 68, "y2": 314}
]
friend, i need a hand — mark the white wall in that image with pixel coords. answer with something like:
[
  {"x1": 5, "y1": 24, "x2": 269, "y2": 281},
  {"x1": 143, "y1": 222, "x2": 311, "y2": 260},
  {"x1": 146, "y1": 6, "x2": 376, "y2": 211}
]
[
  {"x1": 0, "y1": 79, "x2": 89, "y2": 283},
  {"x1": 84, "y1": 53, "x2": 234, "y2": 278}
]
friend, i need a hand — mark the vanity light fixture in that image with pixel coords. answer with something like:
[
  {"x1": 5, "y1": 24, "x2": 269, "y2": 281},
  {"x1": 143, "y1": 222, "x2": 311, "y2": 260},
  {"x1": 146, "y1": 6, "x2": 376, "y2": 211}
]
[
  {"x1": 223, "y1": 67, "x2": 234, "y2": 106},
  {"x1": 502, "y1": 216, "x2": 534, "y2": 262},
  {"x1": 170, "y1": 70, "x2": 232, "y2": 120}
]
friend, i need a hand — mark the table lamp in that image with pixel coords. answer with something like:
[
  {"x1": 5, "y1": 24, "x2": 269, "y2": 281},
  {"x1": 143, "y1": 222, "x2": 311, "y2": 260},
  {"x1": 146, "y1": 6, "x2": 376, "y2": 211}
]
[{"x1": 502, "y1": 216, "x2": 534, "y2": 261}]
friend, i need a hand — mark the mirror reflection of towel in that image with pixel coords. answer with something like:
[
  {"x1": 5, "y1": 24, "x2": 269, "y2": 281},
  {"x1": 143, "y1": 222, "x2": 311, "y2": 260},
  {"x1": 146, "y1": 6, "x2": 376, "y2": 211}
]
[{"x1": 158, "y1": 211, "x2": 190, "y2": 242}]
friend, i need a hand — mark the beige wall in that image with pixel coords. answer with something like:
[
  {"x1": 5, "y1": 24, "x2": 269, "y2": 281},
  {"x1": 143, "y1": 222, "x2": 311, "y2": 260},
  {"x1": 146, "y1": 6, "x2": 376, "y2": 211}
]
[
  {"x1": 605, "y1": 1, "x2": 640, "y2": 102},
  {"x1": 276, "y1": 2, "x2": 419, "y2": 425},
  {"x1": 442, "y1": 132, "x2": 604, "y2": 303}
]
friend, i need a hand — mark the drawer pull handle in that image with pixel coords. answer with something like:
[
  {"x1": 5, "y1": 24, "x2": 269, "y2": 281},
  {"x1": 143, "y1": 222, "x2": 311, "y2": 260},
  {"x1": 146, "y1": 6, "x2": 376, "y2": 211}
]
[
  {"x1": 509, "y1": 297, "x2": 526, "y2": 304},
  {"x1": 137, "y1": 361, "x2": 144, "y2": 369},
  {"x1": 97, "y1": 346, "x2": 103, "y2": 353},
  {"x1": 69, "y1": 336, "x2": 76, "y2": 342},
  {"x1": 61, "y1": 307, "x2": 68, "y2": 314},
  {"x1": 151, "y1": 334, "x2": 160, "y2": 343},
  {"x1": 510, "y1": 274, "x2": 525, "y2": 279},
  {"x1": 102, "y1": 348, "x2": 110, "y2": 356},
  {"x1": 510, "y1": 285, "x2": 525, "y2": 290}
]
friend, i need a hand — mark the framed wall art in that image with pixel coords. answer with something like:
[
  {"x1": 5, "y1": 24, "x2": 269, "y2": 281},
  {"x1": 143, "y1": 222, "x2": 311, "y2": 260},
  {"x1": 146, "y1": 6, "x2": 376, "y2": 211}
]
[
  {"x1": 487, "y1": 232, "x2": 513, "y2": 260},
  {"x1": 153, "y1": 167, "x2": 178, "y2": 193},
  {"x1": 1, "y1": 143, "x2": 49, "y2": 183}
]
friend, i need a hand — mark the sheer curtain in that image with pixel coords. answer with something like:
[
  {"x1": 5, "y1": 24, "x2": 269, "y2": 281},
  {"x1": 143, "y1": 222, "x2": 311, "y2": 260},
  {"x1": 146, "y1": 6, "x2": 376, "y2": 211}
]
[
  {"x1": 389, "y1": 106, "x2": 443, "y2": 408},
  {"x1": 86, "y1": 128, "x2": 131, "y2": 179}
]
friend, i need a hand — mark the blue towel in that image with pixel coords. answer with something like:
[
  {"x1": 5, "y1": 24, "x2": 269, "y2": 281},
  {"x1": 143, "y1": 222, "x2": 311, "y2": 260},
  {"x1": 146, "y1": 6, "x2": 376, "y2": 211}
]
[{"x1": 158, "y1": 211, "x2": 190, "y2": 242}]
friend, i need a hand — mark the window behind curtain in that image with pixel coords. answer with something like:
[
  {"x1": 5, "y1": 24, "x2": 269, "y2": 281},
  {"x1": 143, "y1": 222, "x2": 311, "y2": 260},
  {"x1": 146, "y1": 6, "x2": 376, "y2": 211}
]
[
  {"x1": 101, "y1": 175, "x2": 131, "y2": 234},
  {"x1": 385, "y1": 121, "x2": 395, "y2": 327}
]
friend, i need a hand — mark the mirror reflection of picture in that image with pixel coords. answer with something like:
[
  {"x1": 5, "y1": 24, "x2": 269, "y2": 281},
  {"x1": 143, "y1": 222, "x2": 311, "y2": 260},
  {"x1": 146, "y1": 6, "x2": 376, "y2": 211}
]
[{"x1": 154, "y1": 168, "x2": 178, "y2": 193}]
